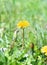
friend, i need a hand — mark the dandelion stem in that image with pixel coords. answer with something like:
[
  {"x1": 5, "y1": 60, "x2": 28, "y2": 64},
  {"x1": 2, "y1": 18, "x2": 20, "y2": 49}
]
[{"x1": 22, "y1": 28, "x2": 24, "y2": 48}]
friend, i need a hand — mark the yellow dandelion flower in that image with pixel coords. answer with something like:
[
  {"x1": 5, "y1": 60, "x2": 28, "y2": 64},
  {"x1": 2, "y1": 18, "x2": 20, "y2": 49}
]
[
  {"x1": 17, "y1": 20, "x2": 30, "y2": 28},
  {"x1": 41, "y1": 46, "x2": 47, "y2": 56}
]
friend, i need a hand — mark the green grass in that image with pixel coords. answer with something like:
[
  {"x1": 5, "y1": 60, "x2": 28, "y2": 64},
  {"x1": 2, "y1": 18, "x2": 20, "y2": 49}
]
[{"x1": 0, "y1": 0, "x2": 47, "y2": 65}]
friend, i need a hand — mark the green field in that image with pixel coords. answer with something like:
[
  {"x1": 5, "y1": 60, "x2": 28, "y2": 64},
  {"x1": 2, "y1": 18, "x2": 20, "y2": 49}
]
[{"x1": 0, "y1": 0, "x2": 47, "y2": 65}]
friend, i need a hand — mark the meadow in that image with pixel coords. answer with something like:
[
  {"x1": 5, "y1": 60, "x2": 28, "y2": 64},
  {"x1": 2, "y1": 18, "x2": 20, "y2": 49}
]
[{"x1": 0, "y1": 0, "x2": 47, "y2": 65}]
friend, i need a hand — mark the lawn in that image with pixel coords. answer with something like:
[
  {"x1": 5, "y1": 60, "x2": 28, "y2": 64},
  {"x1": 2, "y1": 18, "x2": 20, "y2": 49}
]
[{"x1": 0, "y1": 0, "x2": 47, "y2": 65}]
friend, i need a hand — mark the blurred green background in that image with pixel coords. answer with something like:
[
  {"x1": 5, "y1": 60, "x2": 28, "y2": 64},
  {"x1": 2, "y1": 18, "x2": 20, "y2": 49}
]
[
  {"x1": 0, "y1": 0, "x2": 47, "y2": 47},
  {"x1": 0, "y1": 0, "x2": 47, "y2": 65}
]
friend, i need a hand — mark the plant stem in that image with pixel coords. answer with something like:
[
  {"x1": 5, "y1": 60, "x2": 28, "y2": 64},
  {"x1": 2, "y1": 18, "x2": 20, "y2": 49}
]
[{"x1": 22, "y1": 28, "x2": 24, "y2": 48}]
